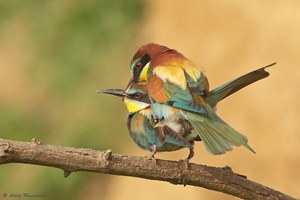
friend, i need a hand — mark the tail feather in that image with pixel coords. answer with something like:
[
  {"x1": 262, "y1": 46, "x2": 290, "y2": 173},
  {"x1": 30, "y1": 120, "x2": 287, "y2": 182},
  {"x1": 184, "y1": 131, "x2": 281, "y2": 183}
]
[
  {"x1": 182, "y1": 110, "x2": 256, "y2": 155},
  {"x1": 208, "y1": 120, "x2": 256, "y2": 153},
  {"x1": 207, "y1": 62, "x2": 275, "y2": 107},
  {"x1": 197, "y1": 122, "x2": 232, "y2": 154}
]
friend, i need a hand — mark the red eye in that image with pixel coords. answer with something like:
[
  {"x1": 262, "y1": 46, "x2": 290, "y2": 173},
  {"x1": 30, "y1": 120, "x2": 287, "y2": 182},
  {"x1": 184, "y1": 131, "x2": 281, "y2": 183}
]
[
  {"x1": 136, "y1": 62, "x2": 142, "y2": 68},
  {"x1": 134, "y1": 93, "x2": 142, "y2": 99}
]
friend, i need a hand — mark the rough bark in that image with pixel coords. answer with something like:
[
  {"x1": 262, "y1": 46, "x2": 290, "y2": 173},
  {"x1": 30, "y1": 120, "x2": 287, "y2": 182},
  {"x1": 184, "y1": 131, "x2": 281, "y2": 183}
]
[{"x1": 0, "y1": 138, "x2": 295, "y2": 200}]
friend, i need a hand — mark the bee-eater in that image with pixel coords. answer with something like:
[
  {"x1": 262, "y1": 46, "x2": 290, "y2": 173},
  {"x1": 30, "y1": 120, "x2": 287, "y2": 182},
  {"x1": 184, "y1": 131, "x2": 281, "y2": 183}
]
[
  {"x1": 101, "y1": 63, "x2": 273, "y2": 159},
  {"x1": 101, "y1": 82, "x2": 199, "y2": 160},
  {"x1": 127, "y1": 43, "x2": 274, "y2": 155}
]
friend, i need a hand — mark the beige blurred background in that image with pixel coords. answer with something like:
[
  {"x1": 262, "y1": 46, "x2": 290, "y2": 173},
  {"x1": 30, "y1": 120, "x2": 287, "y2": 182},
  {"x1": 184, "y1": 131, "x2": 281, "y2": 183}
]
[
  {"x1": 0, "y1": 1, "x2": 299, "y2": 199},
  {"x1": 104, "y1": 1, "x2": 300, "y2": 199}
]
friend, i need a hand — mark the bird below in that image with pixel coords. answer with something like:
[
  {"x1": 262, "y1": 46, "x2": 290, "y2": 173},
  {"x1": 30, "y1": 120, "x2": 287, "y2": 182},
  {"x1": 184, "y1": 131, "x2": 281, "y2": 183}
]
[{"x1": 101, "y1": 82, "x2": 199, "y2": 161}]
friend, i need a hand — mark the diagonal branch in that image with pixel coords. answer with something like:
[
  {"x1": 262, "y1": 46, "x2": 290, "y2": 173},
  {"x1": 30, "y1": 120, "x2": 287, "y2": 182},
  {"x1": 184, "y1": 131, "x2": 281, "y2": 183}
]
[{"x1": 0, "y1": 138, "x2": 295, "y2": 200}]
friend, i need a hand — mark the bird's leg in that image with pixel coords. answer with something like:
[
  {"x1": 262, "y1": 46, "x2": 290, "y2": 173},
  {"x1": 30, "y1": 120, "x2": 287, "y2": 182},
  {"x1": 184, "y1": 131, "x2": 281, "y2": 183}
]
[
  {"x1": 187, "y1": 147, "x2": 194, "y2": 160},
  {"x1": 145, "y1": 144, "x2": 157, "y2": 164},
  {"x1": 178, "y1": 147, "x2": 194, "y2": 186},
  {"x1": 179, "y1": 147, "x2": 194, "y2": 170}
]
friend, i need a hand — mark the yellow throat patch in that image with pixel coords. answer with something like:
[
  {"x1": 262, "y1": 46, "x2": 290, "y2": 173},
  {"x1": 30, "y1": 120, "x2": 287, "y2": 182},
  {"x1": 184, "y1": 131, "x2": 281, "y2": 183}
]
[{"x1": 123, "y1": 98, "x2": 149, "y2": 113}]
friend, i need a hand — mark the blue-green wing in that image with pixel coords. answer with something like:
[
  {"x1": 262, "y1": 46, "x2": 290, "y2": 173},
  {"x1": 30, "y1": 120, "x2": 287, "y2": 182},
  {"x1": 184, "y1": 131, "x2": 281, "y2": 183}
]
[
  {"x1": 179, "y1": 106, "x2": 255, "y2": 155},
  {"x1": 128, "y1": 112, "x2": 194, "y2": 151},
  {"x1": 155, "y1": 73, "x2": 208, "y2": 115}
]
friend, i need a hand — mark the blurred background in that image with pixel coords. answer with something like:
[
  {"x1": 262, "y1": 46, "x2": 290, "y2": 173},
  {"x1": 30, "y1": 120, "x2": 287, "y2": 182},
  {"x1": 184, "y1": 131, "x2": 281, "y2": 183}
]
[{"x1": 0, "y1": 0, "x2": 299, "y2": 199}]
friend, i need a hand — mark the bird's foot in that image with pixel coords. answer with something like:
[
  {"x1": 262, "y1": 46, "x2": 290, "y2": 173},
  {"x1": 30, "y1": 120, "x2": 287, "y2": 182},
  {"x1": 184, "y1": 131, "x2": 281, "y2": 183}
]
[
  {"x1": 179, "y1": 158, "x2": 190, "y2": 170},
  {"x1": 145, "y1": 153, "x2": 157, "y2": 164},
  {"x1": 144, "y1": 145, "x2": 157, "y2": 164},
  {"x1": 179, "y1": 148, "x2": 194, "y2": 170}
]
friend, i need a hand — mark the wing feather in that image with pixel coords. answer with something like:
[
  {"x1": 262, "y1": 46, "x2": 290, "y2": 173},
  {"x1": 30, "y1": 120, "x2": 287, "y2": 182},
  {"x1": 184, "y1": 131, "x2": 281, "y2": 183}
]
[{"x1": 148, "y1": 60, "x2": 208, "y2": 115}]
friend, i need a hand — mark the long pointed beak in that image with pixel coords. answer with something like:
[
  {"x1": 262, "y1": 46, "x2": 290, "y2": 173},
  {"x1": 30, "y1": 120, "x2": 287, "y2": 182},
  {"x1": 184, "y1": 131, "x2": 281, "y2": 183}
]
[{"x1": 97, "y1": 88, "x2": 129, "y2": 98}]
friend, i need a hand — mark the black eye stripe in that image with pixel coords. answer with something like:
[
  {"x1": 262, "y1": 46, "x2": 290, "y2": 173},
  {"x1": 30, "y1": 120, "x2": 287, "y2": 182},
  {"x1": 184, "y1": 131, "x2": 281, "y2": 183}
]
[
  {"x1": 128, "y1": 92, "x2": 143, "y2": 99},
  {"x1": 140, "y1": 53, "x2": 150, "y2": 66},
  {"x1": 135, "y1": 54, "x2": 150, "y2": 69},
  {"x1": 132, "y1": 53, "x2": 151, "y2": 81},
  {"x1": 127, "y1": 91, "x2": 151, "y2": 104}
]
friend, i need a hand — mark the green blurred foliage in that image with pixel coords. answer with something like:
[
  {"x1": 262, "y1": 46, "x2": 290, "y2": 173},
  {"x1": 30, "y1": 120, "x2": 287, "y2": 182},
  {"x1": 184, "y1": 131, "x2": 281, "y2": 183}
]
[{"x1": 0, "y1": 0, "x2": 144, "y2": 199}]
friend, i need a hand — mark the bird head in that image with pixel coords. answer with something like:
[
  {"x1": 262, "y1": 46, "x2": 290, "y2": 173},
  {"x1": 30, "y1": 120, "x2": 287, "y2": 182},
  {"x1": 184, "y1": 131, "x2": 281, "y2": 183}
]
[
  {"x1": 99, "y1": 82, "x2": 150, "y2": 114},
  {"x1": 129, "y1": 43, "x2": 171, "y2": 85}
]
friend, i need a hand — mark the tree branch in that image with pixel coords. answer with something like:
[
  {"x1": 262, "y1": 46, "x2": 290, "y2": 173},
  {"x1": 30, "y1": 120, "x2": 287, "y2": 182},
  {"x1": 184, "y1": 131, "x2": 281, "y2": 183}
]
[{"x1": 0, "y1": 138, "x2": 295, "y2": 200}]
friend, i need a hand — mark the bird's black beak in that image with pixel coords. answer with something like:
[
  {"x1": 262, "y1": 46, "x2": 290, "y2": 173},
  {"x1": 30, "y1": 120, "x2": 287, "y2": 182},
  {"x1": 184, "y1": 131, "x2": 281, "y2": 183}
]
[{"x1": 97, "y1": 88, "x2": 129, "y2": 98}]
